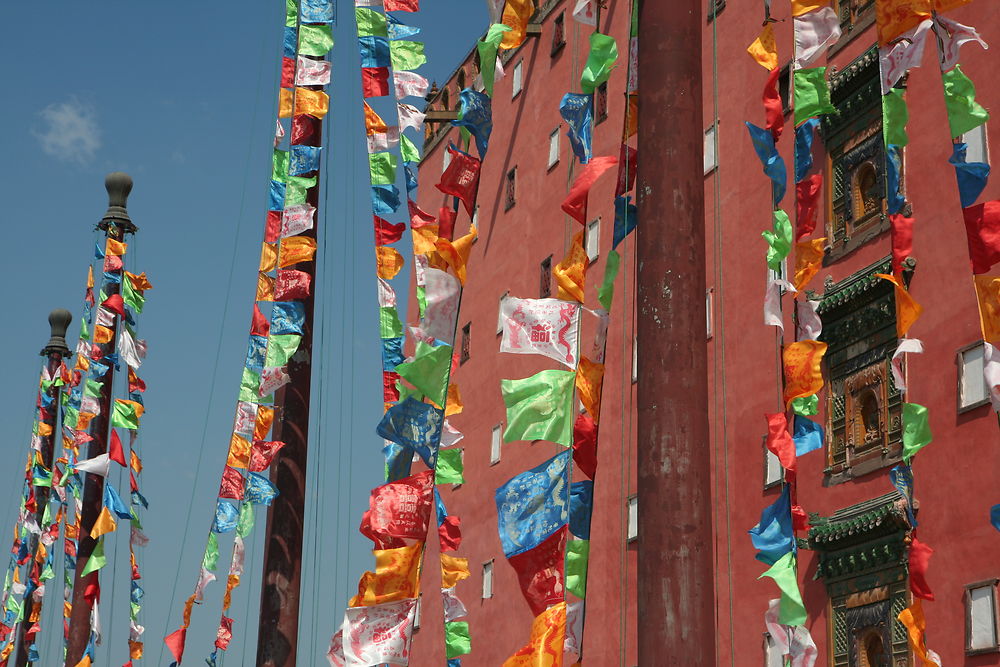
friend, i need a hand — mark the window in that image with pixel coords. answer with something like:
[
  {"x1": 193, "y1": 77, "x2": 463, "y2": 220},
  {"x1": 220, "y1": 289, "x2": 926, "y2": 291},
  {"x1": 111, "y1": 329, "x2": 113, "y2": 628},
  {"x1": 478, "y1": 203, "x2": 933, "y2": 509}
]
[
  {"x1": 548, "y1": 128, "x2": 561, "y2": 169},
  {"x1": 482, "y1": 560, "x2": 494, "y2": 599},
  {"x1": 763, "y1": 441, "x2": 783, "y2": 488},
  {"x1": 540, "y1": 256, "x2": 552, "y2": 298},
  {"x1": 443, "y1": 147, "x2": 452, "y2": 173},
  {"x1": 505, "y1": 168, "x2": 517, "y2": 210},
  {"x1": 835, "y1": 0, "x2": 876, "y2": 38},
  {"x1": 966, "y1": 580, "x2": 999, "y2": 654},
  {"x1": 585, "y1": 218, "x2": 600, "y2": 261},
  {"x1": 512, "y1": 61, "x2": 523, "y2": 98},
  {"x1": 706, "y1": 288, "x2": 714, "y2": 340},
  {"x1": 627, "y1": 495, "x2": 637, "y2": 541},
  {"x1": 778, "y1": 64, "x2": 792, "y2": 115},
  {"x1": 491, "y1": 424, "x2": 502, "y2": 465},
  {"x1": 595, "y1": 82, "x2": 608, "y2": 125},
  {"x1": 767, "y1": 258, "x2": 787, "y2": 283},
  {"x1": 460, "y1": 322, "x2": 471, "y2": 364},
  {"x1": 551, "y1": 11, "x2": 566, "y2": 55},
  {"x1": 959, "y1": 341, "x2": 990, "y2": 412},
  {"x1": 964, "y1": 124, "x2": 989, "y2": 165},
  {"x1": 704, "y1": 124, "x2": 717, "y2": 175},
  {"x1": 414, "y1": 594, "x2": 422, "y2": 630},
  {"x1": 707, "y1": 0, "x2": 726, "y2": 21},
  {"x1": 497, "y1": 291, "x2": 509, "y2": 334},
  {"x1": 472, "y1": 205, "x2": 480, "y2": 227},
  {"x1": 763, "y1": 632, "x2": 786, "y2": 667},
  {"x1": 631, "y1": 335, "x2": 637, "y2": 383}
]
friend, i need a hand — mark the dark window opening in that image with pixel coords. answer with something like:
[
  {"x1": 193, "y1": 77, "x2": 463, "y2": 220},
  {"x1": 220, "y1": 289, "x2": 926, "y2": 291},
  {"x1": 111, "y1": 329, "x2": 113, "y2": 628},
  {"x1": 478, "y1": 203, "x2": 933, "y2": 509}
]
[
  {"x1": 460, "y1": 322, "x2": 471, "y2": 364},
  {"x1": 540, "y1": 256, "x2": 552, "y2": 298},
  {"x1": 505, "y1": 168, "x2": 517, "y2": 210},
  {"x1": 595, "y1": 82, "x2": 608, "y2": 125},
  {"x1": 551, "y1": 12, "x2": 566, "y2": 55}
]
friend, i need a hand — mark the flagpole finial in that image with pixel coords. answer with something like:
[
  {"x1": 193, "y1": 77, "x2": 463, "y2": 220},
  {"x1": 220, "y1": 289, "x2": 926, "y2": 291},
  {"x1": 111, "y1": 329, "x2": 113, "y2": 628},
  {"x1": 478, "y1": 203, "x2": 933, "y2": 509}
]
[
  {"x1": 99, "y1": 171, "x2": 137, "y2": 235},
  {"x1": 41, "y1": 308, "x2": 72, "y2": 358}
]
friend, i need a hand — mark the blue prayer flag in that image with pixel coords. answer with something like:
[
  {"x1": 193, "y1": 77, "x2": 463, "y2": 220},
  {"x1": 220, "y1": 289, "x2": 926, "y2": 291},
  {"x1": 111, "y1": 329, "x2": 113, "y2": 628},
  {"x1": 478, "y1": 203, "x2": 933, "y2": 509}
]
[
  {"x1": 212, "y1": 500, "x2": 240, "y2": 533},
  {"x1": 359, "y1": 36, "x2": 391, "y2": 68},
  {"x1": 403, "y1": 163, "x2": 418, "y2": 193},
  {"x1": 792, "y1": 415, "x2": 823, "y2": 456},
  {"x1": 435, "y1": 488, "x2": 448, "y2": 527},
  {"x1": 495, "y1": 450, "x2": 571, "y2": 558},
  {"x1": 890, "y1": 464, "x2": 917, "y2": 528},
  {"x1": 246, "y1": 472, "x2": 279, "y2": 506},
  {"x1": 613, "y1": 195, "x2": 637, "y2": 249},
  {"x1": 382, "y1": 337, "x2": 405, "y2": 371},
  {"x1": 246, "y1": 335, "x2": 268, "y2": 370},
  {"x1": 560, "y1": 93, "x2": 593, "y2": 164},
  {"x1": 794, "y1": 118, "x2": 819, "y2": 183},
  {"x1": 886, "y1": 145, "x2": 905, "y2": 215},
  {"x1": 991, "y1": 503, "x2": 1000, "y2": 532},
  {"x1": 387, "y1": 14, "x2": 421, "y2": 39},
  {"x1": 269, "y1": 180, "x2": 287, "y2": 211},
  {"x1": 302, "y1": 0, "x2": 335, "y2": 23},
  {"x1": 103, "y1": 483, "x2": 132, "y2": 519},
  {"x1": 289, "y1": 145, "x2": 322, "y2": 176},
  {"x1": 383, "y1": 442, "x2": 413, "y2": 482},
  {"x1": 376, "y1": 397, "x2": 443, "y2": 469},
  {"x1": 372, "y1": 184, "x2": 402, "y2": 216},
  {"x1": 271, "y1": 302, "x2": 306, "y2": 335},
  {"x1": 748, "y1": 484, "x2": 793, "y2": 565},
  {"x1": 569, "y1": 480, "x2": 594, "y2": 540},
  {"x1": 452, "y1": 88, "x2": 493, "y2": 159},
  {"x1": 949, "y1": 142, "x2": 990, "y2": 208},
  {"x1": 746, "y1": 121, "x2": 787, "y2": 206},
  {"x1": 283, "y1": 27, "x2": 297, "y2": 57}
]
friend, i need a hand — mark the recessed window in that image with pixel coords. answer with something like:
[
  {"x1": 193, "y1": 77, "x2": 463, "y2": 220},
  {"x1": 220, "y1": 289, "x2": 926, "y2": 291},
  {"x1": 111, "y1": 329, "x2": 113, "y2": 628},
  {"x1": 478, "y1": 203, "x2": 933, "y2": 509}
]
[
  {"x1": 551, "y1": 12, "x2": 566, "y2": 55},
  {"x1": 704, "y1": 123, "x2": 718, "y2": 175},
  {"x1": 778, "y1": 64, "x2": 792, "y2": 115},
  {"x1": 505, "y1": 168, "x2": 517, "y2": 210},
  {"x1": 490, "y1": 424, "x2": 502, "y2": 465},
  {"x1": 767, "y1": 259, "x2": 787, "y2": 284},
  {"x1": 585, "y1": 218, "x2": 600, "y2": 262},
  {"x1": 482, "y1": 560, "x2": 494, "y2": 599},
  {"x1": 708, "y1": 0, "x2": 726, "y2": 21},
  {"x1": 763, "y1": 632, "x2": 785, "y2": 667},
  {"x1": 764, "y1": 436, "x2": 783, "y2": 488},
  {"x1": 959, "y1": 341, "x2": 990, "y2": 412},
  {"x1": 631, "y1": 335, "x2": 637, "y2": 383},
  {"x1": 497, "y1": 291, "x2": 509, "y2": 335},
  {"x1": 706, "y1": 288, "x2": 714, "y2": 340},
  {"x1": 460, "y1": 322, "x2": 471, "y2": 364},
  {"x1": 548, "y1": 128, "x2": 561, "y2": 169},
  {"x1": 964, "y1": 124, "x2": 989, "y2": 165},
  {"x1": 627, "y1": 495, "x2": 637, "y2": 541},
  {"x1": 966, "y1": 580, "x2": 999, "y2": 654},
  {"x1": 414, "y1": 593, "x2": 422, "y2": 630},
  {"x1": 472, "y1": 204, "x2": 480, "y2": 227},
  {"x1": 512, "y1": 61, "x2": 523, "y2": 98},
  {"x1": 540, "y1": 256, "x2": 552, "y2": 298},
  {"x1": 443, "y1": 147, "x2": 452, "y2": 173},
  {"x1": 595, "y1": 82, "x2": 608, "y2": 125}
]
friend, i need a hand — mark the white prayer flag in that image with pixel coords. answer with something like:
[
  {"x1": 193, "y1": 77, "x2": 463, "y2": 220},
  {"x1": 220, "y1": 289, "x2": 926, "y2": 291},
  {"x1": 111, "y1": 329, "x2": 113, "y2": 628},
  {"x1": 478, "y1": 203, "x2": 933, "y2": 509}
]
[
  {"x1": 367, "y1": 127, "x2": 400, "y2": 153},
  {"x1": 572, "y1": 0, "x2": 597, "y2": 25},
  {"x1": 75, "y1": 453, "x2": 111, "y2": 477},
  {"x1": 342, "y1": 598, "x2": 417, "y2": 666},
  {"x1": 275, "y1": 119, "x2": 286, "y2": 148},
  {"x1": 441, "y1": 586, "x2": 468, "y2": 622},
  {"x1": 589, "y1": 308, "x2": 610, "y2": 363},
  {"x1": 130, "y1": 525, "x2": 149, "y2": 547},
  {"x1": 565, "y1": 600, "x2": 584, "y2": 655},
  {"x1": 879, "y1": 19, "x2": 932, "y2": 93},
  {"x1": 764, "y1": 280, "x2": 796, "y2": 331},
  {"x1": 96, "y1": 307, "x2": 114, "y2": 328},
  {"x1": 233, "y1": 401, "x2": 258, "y2": 437},
  {"x1": 793, "y1": 7, "x2": 842, "y2": 69},
  {"x1": 394, "y1": 70, "x2": 429, "y2": 99},
  {"x1": 230, "y1": 536, "x2": 245, "y2": 576},
  {"x1": 194, "y1": 567, "x2": 216, "y2": 601},
  {"x1": 500, "y1": 296, "x2": 581, "y2": 368},
  {"x1": 397, "y1": 103, "x2": 426, "y2": 133},
  {"x1": 421, "y1": 268, "x2": 462, "y2": 345},
  {"x1": 129, "y1": 620, "x2": 145, "y2": 642},
  {"x1": 934, "y1": 15, "x2": 989, "y2": 72},
  {"x1": 327, "y1": 625, "x2": 346, "y2": 667},
  {"x1": 378, "y1": 278, "x2": 397, "y2": 308},
  {"x1": 890, "y1": 338, "x2": 923, "y2": 392},
  {"x1": 296, "y1": 56, "x2": 332, "y2": 86},
  {"x1": 118, "y1": 327, "x2": 147, "y2": 369},
  {"x1": 440, "y1": 420, "x2": 464, "y2": 448},
  {"x1": 282, "y1": 204, "x2": 317, "y2": 237},
  {"x1": 795, "y1": 299, "x2": 822, "y2": 341},
  {"x1": 260, "y1": 366, "x2": 291, "y2": 396},
  {"x1": 765, "y1": 599, "x2": 818, "y2": 667},
  {"x1": 984, "y1": 342, "x2": 1000, "y2": 411}
]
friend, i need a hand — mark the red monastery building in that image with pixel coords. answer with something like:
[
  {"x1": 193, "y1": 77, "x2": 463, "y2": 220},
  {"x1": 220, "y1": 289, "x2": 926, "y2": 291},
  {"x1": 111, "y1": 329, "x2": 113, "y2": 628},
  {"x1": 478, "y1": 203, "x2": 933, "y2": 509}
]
[{"x1": 409, "y1": 1, "x2": 1000, "y2": 665}]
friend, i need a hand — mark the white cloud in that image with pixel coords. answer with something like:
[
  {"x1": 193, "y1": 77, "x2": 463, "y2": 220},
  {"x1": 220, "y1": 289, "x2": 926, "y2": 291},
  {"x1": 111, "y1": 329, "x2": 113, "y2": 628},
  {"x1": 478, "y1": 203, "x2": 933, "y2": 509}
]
[{"x1": 34, "y1": 98, "x2": 102, "y2": 164}]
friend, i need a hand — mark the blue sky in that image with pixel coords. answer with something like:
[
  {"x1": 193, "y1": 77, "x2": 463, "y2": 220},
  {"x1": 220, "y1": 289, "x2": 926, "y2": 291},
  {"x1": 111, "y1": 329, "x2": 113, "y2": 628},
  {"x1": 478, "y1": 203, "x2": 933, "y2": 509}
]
[{"x1": 0, "y1": 1, "x2": 486, "y2": 663}]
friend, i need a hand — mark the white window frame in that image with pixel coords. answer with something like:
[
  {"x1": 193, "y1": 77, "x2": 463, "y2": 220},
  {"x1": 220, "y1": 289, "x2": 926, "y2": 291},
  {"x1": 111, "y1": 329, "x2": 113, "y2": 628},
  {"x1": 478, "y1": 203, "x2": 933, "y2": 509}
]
[
  {"x1": 482, "y1": 560, "x2": 494, "y2": 599},
  {"x1": 512, "y1": 61, "x2": 523, "y2": 98},
  {"x1": 472, "y1": 204, "x2": 480, "y2": 229},
  {"x1": 764, "y1": 436, "x2": 784, "y2": 488},
  {"x1": 631, "y1": 335, "x2": 638, "y2": 383},
  {"x1": 414, "y1": 593, "x2": 422, "y2": 630},
  {"x1": 963, "y1": 124, "x2": 989, "y2": 165},
  {"x1": 767, "y1": 258, "x2": 788, "y2": 284},
  {"x1": 704, "y1": 123, "x2": 718, "y2": 175},
  {"x1": 706, "y1": 287, "x2": 714, "y2": 340},
  {"x1": 585, "y1": 218, "x2": 600, "y2": 262},
  {"x1": 443, "y1": 147, "x2": 452, "y2": 173},
  {"x1": 497, "y1": 291, "x2": 509, "y2": 334},
  {"x1": 627, "y1": 495, "x2": 638, "y2": 542},
  {"x1": 966, "y1": 580, "x2": 1000, "y2": 655},
  {"x1": 490, "y1": 424, "x2": 503, "y2": 465},
  {"x1": 548, "y1": 127, "x2": 561, "y2": 168},
  {"x1": 958, "y1": 341, "x2": 990, "y2": 413}
]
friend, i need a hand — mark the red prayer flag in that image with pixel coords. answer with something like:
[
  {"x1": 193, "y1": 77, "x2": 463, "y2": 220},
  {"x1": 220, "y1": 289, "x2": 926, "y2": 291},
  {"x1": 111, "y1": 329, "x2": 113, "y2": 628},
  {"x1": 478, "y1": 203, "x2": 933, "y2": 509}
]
[
  {"x1": 383, "y1": 371, "x2": 401, "y2": 402},
  {"x1": 275, "y1": 270, "x2": 311, "y2": 300},
  {"x1": 408, "y1": 200, "x2": 436, "y2": 228},
  {"x1": 291, "y1": 114, "x2": 320, "y2": 145},
  {"x1": 891, "y1": 212, "x2": 915, "y2": 275},
  {"x1": 264, "y1": 211, "x2": 282, "y2": 243},
  {"x1": 562, "y1": 155, "x2": 618, "y2": 224},
  {"x1": 367, "y1": 470, "x2": 434, "y2": 542},
  {"x1": 251, "y1": 303, "x2": 270, "y2": 337},
  {"x1": 164, "y1": 627, "x2": 187, "y2": 664},
  {"x1": 359, "y1": 510, "x2": 406, "y2": 550},
  {"x1": 109, "y1": 430, "x2": 126, "y2": 467},
  {"x1": 85, "y1": 287, "x2": 95, "y2": 307},
  {"x1": 102, "y1": 293, "x2": 126, "y2": 316},
  {"x1": 791, "y1": 504, "x2": 808, "y2": 532},
  {"x1": 83, "y1": 572, "x2": 100, "y2": 604},
  {"x1": 963, "y1": 200, "x2": 1000, "y2": 274},
  {"x1": 508, "y1": 526, "x2": 567, "y2": 617},
  {"x1": 215, "y1": 616, "x2": 234, "y2": 651},
  {"x1": 128, "y1": 367, "x2": 146, "y2": 394},
  {"x1": 763, "y1": 66, "x2": 784, "y2": 142},
  {"x1": 104, "y1": 254, "x2": 123, "y2": 273},
  {"x1": 130, "y1": 470, "x2": 139, "y2": 493},
  {"x1": 615, "y1": 144, "x2": 637, "y2": 197},
  {"x1": 438, "y1": 515, "x2": 462, "y2": 552},
  {"x1": 572, "y1": 413, "x2": 598, "y2": 480},
  {"x1": 795, "y1": 174, "x2": 822, "y2": 240},
  {"x1": 361, "y1": 67, "x2": 390, "y2": 98},
  {"x1": 765, "y1": 413, "x2": 797, "y2": 472},
  {"x1": 436, "y1": 146, "x2": 481, "y2": 216},
  {"x1": 281, "y1": 57, "x2": 295, "y2": 88},
  {"x1": 374, "y1": 216, "x2": 405, "y2": 246},
  {"x1": 384, "y1": 0, "x2": 419, "y2": 10},
  {"x1": 249, "y1": 440, "x2": 286, "y2": 473},
  {"x1": 909, "y1": 537, "x2": 935, "y2": 601},
  {"x1": 219, "y1": 466, "x2": 245, "y2": 500},
  {"x1": 437, "y1": 206, "x2": 457, "y2": 241}
]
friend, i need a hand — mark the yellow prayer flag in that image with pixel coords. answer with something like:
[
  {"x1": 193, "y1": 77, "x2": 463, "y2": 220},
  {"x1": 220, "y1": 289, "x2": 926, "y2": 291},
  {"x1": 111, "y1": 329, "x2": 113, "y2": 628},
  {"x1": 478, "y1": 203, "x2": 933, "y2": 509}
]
[
  {"x1": 501, "y1": 0, "x2": 535, "y2": 50},
  {"x1": 93, "y1": 325, "x2": 114, "y2": 344},
  {"x1": 376, "y1": 246, "x2": 405, "y2": 280},
  {"x1": 72, "y1": 656, "x2": 91, "y2": 667},
  {"x1": 440, "y1": 553, "x2": 470, "y2": 589},
  {"x1": 791, "y1": 0, "x2": 829, "y2": 16},
  {"x1": 792, "y1": 238, "x2": 826, "y2": 291},
  {"x1": 227, "y1": 434, "x2": 252, "y2": 469},
  {"x1": 747, "y1": 23, "x2": 778, "y2": 70},
  {"x1": 129, "y1": 641, "x2": 144, "y2": 660},
  {"x1": 86, "y1": 266, "x2": 94, "y2": 289},
  {"x1": 350, "y1": 542, "x2": 423, "y2": 607},
  {"x1": 876, "y1": 273, "x2": 923, "y2": 337},
  {"x1": 0, "y1": 644, "x2": 12, "y2": 663},
  {"x1": 445, "y1": 383, "x2": 463, "y2": 417},
  {"x1": 876, "y1": 0, "x2": 932, "y2": 45},
  {"x1": 434, "y1": 224, "x2": 478, "y2": 285},
  {"x1": 125, "y1": 271, "x2": 153, "y2": 291},
  {"x1": 90, "y1": 506, "x2": 117, "y2": 539},
  {"x1": 130, "y1": 450, "x2": 143, "y2": 474},
  {"x1": 279, "y1": 88, "x2": 293, "y2": 118},
  {"x1": 576, "y1": 357, "x2": 605, "y2": 424},
  {"x1": 255, "y1": 406, "x2": 275, "y2": 440},
  {"x1": 554, "y1": 231, "x2": 588, "y2": 303},
  {"x1": 278, "y1": 236, "x2": 317, "y2": 267},
  {"x1": 364, "y1": 101, "x2": 388, "y2": 135},
  {"x1": 63, "y1": 601, "x2": 72, "y2": 618},
  {"x1": 106, "y1": 238, "x2": 128, "y2": 256},
  {"x1": 623, "y1": 93, "x2": 638, "y2": 141},
  {"x1": 294, "y1": 88, "x2": 329, "y2": 119},
  {"x1": 37, "y1": 422, "x2": 53, "y2": 438},
  {"x1": 502, "y1": 602, "x2": 567, "y2": 667},
  {"x1": 782, "y1": 340, "x2": 827, "y2": 406},
  {"x1": 974, "y1": 274, "x2": 1000, "y2": 344},
  {"x1": 222, "y1": 574, "x2": 240, "y2": 612},
  {"x1": 75, "y1": 354, "x2": 91, "y2": 373},
  {"x1": 412, "y1": 224, "x2": 440, "y2": 255},
  {"x1": 257, "y1": 272, "x2": 276, "y2": 302},
  {"x1": 77, "y1": 412, "x2": 96, "y2": 431},
  {"x1": 28, "y1": 603, "x2": 40, "y2": 623},
  {"x1": 260, "y1": 243, "x2": 278, "y2": 273}
]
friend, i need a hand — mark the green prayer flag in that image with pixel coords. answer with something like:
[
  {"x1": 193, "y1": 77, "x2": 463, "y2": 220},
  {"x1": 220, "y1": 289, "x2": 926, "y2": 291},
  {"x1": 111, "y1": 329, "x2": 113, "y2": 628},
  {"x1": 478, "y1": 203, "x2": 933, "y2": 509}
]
[
  {"x1": 379, "y1": 306, "x2": 403, "y2": 339},
  {"x1": 130, "y1": 507, "x2": 143, "y2": 529},
  {"x1": 237, "y1": 502, "x2": 255, "y2": 538},
  {"x1": 395, "y1": 341, "x2": 452, "y2": 408},
  {"x1": 81, "y1": 538, "x2": 107, "y2": 576},
  {"x1": 444, "y1": 621, "x2": 472, "y2": 659},
  {"x1": 581, "y1": 32, "x2": 618, "y2": 94},
  {"x1": 122, "y1": 275, "x2": 145, "y2": 313},
  {"x1": 63, "y1": 407, "x2": 79, "y2": 430},
  {"x1": 41, "y1": 504, "x2": 52, "y2": 528},
  {"x1": 566, "y1": 539, "x2": 590, "y2": 598},
  {"x1": 762, "y1": 210, "x2": 793, "y2": 272},
  {"x1": 369, "y1": 152, "x2": 398, "y2": 185},
  {"x1": 390, "y1": 40, "x2": 427, "y2": 71},
  {"x1": 882, "y1": 89, "x2": 909, "y2": 148},
  {"x1": 84, "y1": 379, "x2": 103, "y2": 398},
  {"x1": 32, "y1": 468, "x2": 51, "y2": 488},
  {"x1": 416, "y1": 285, "x2": 427, "y2": 318},
  {"x1": 202, "y1": 533, "x2": 220, "y2": 571},
  {"x1": 500, "y1": 369, "x2": 576, "y2": 446},
  {"x1": 400, "y1": 133, "x2": 421, "y2": 164},
  {"x1": 598, "y1": 250, "x2": 621, "y2": 311},
  {"x1": 272, "y1": 149, "x2": 290, "y2": 183},
  {"x1": 902, "y1": 402, "x2": 932, "y2": 462},
  {"x1": 791, "y1": 395, "x2": 818, "y2": 417},
  {"x1": 942, "y1": 65, "x2": 990, "y2": 138},
  {"x1": 759, "y1": 552, "x2": 807, "y2": 626},
  {"x1": 793, "y1": 67, "x2": 836, "y2": 125},
  {"x1": 285, "y1": 0, "x2": 298, "y2": 27},
  {"x1": 111, "y1": 399, "x2": 140, "y2": 429},
  {"x1": 299, "y1": 24, "x2": 334, "y2": 57},
  {"x1": 4, "y1": 595, "x2": 20, "y2": 617},
  {"x1": 79, "y1": 319, "x2": 89, "y2": 341},
  {"x1": 356, "y1": 7, "x2": 388, "y2": 37},
  {"x1": 239, "y1": 368, "x2": 262, "y2": 402},
  {"x1": 396, "y1": 379, "x2": 425, "y2": 404},
  {"x1": 477, "y1": 24, "x2": 511, "y2": 97},
  {"x1": 130, "y1": 601, "x2": 141, "y2": 619},
  {"x1": 285, "y1": 175, "x2": 317, "y2": 206},
  {"x1": 435, "y1": 449, "x2": 465, "y2": 485},
  {"x1": 40, "y1": 562, "x2": 54, "y2": 582},
  {"x1": 265, "y1": 334, "x2": 302, "y2": 367}
]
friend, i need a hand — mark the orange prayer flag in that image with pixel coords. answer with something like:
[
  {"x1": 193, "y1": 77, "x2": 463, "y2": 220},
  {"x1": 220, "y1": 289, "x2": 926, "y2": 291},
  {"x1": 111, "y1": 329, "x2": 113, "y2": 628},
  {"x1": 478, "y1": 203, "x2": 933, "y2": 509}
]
[
  {"x1": 37, "y1": 422, "x2": 53, "y2": 437},
  {"x1": 295, "y1": 88, "x2": 330, "y2": 119},
  {"x1": 93, "y1": 325, "x2": 114, "y2": 344},
  {"x1": 876, "y1": 273, "x2": 923, "y2": 337},
  {"x1": 278, "y1": 236, "x2": 317, "y2": 267},
  {"x1": 90, "y1": 506, "x2": 117, "y2": 539},
  {"x1": 791, "y1": 0, "x2": 829, "y2": 16},
  {"x1": 125, "y1": 271, "x2": 153, "y2": 291},
  {"x1": 747, "y1": 23, "x2": 778, "y2": 70},
  {"x1": 933, "y1": 0, "x2": 971, "y2": 10},
  {"x1": 222, "y1": 574, "x2": 240, "y2": 611},
  {"x1": 72, "y1": 655, "x2": 91, "y2": 667},
  {"x1": 77, "y1": 412, "x2": 96, "y2": 431},
  {"x1": 623, "y1": 93, "x2": 638, "y2": 141},
  {"x1": 227, "y1": 434, "x2": 252, "y2": 469},
  {"x1": 445, "y1": 383, "x2": 463, "y2": 417},
  {"x1": 782, "y1": 340, "x2": 827, "y2": 406},
  {"x1": 86, "y1": 266, "x2": 95, "y2": 289},
  {"x1": 130, "y1": 450, "x2": 143, "y2": 474},
  {"x1": 364, "y1": 101, "x2": 388, "y2": 135},
  {"x1": 0, "y1": 644, "x2": 13, "y2": 663},
  {"x1": 257, "y1": 272, "x2": 276, "y2": 302},
  {"x1": 440, "y1": 553, "x2": 470, "y2": 589},
  {"x1": 434, "y1": 224, "x2": 478, "y2": 285},
  {"x1": 792, "y1": 238, "x2": 826, "y2": 291},
  {"x1": 129, "y1": 640, "x2": 144, "y2": 660},
  {"x1": 412, "y1": 224, "x2": 440, "y2": 255},
  {"x1": 182, "y1": 593, "x2": 197, "y2": 628},
  {"x1": 576, "y1": 357, "x2": 605, "y2": 424},
  {"x1": 278, "y1": 88, "x2": 294, "y2": 118},
  {"x1": 876, "y1": 0, "x2": 932, "y2": 45},
  {"x1": 502, "y1": 602, "x2": 567, "y2": 667},
  {"x1": 106, "y1": 238, "x2": 128, "y2": 256},
  {"x1": 376, "y1": 246, "x2": 405, "y2": 280},
  {"x1": 28, "y1": 603, "x2": 41, "y2": 623},
  {"x1": 501, "y1": 0, "x2": 535, "y2": 50},
  {"x1": 75, "y1": 354, "x2": 90, "y2": 373},
  {"x1": 898, "y1": 599, "x2": 938, "y2": 666},
  {"x1": 554, "y1": 231, "x2": 589, "y2": 303},
  {"x1": 260, "y1": 243, "x2": 278, "y2": 273},
  {"x1": 255, "y1": 406, "x2": 275, "y2": 440},
  {"x1": 350, "y1": 542, "x2": 424, "y2": 607},
  {"x1": 973, "y1": 274, "x2": 1000, "y2": 344}
]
